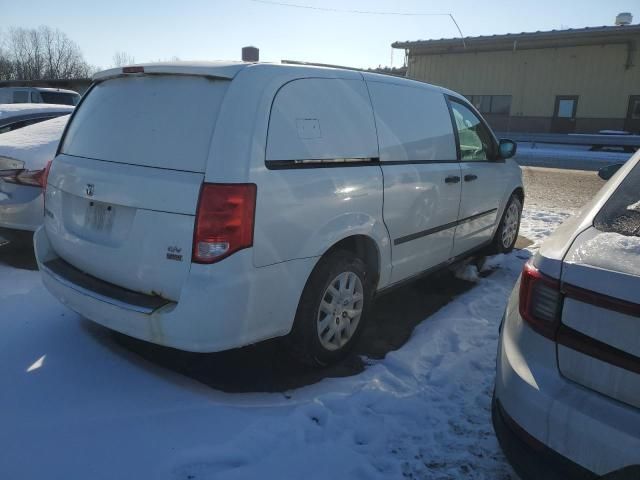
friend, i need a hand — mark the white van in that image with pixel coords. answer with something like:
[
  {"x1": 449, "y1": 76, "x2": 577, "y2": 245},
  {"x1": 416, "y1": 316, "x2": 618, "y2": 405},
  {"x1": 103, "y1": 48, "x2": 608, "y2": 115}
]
[{"x1": 35, "y1": 62, "x2": 523, "y2": 365}]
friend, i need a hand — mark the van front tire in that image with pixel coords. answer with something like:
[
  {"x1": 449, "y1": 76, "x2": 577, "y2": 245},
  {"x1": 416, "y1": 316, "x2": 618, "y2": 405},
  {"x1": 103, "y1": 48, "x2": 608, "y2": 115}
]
[
  {"x1": 286, "y1": 250, "x2": 373, "y2": 367},
  {"x1": 491, "y1": 195, "x2": 522, "y2": 254}
]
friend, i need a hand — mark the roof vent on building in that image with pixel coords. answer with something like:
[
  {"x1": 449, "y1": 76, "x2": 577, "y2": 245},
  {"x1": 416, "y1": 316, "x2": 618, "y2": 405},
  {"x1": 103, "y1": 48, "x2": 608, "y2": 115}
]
[
  {"x1": 615, "y1": 12, "x2": 633, "y2": 26},
  {"x1": 242, "y1": 46, "x2": 259, "y2": 62}
]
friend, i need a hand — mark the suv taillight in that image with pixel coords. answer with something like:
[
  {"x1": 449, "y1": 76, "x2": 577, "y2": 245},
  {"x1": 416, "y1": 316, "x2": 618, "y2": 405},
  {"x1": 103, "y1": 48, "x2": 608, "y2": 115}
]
[
  {"x1": 519, "y1": 261, "x2": 562, "y2": 339},
  {"x1": 192, "y1": 183, "x2": 257, "y2": 264}
]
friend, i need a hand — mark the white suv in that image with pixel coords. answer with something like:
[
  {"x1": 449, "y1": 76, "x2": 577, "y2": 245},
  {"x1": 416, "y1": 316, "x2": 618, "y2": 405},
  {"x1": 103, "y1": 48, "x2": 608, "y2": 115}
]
[
  {"x1": 493, "y1": 153, "x2": 640, "y2": 478},
  {"x1": 35, "y1": 62, "x2": 523, "y2": 365},
  {"x1": 0, "y1": 87, "x2": 80, "y2": 106}
]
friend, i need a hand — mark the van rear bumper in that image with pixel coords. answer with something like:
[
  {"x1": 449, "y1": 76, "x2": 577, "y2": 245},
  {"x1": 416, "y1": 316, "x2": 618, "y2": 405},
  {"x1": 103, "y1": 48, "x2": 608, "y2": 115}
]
[{"x1": 35, "y1": 226, "x2": 317, "y2": 352}]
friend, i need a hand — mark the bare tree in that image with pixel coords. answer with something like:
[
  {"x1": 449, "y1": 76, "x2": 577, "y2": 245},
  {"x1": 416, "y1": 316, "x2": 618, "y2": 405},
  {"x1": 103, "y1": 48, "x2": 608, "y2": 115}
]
[
  {"x1": 112, "y1": 51, "x2": 135, "y2": 67},
  {"x1": 0, "y1": 32, "x2": 14, "y2": 80},
  {"x1": 5, "y1": 26, "x2": 91, "y2": 80}
]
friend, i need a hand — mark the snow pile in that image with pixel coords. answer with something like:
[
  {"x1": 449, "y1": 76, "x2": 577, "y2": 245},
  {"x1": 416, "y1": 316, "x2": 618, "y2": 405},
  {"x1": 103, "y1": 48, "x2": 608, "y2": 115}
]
[
  {"x1": 0, "y1": 211, "x2": 563, "y2": 479},
  {"x1": 569, "y1": 231, "x2": 640, "y2": 277},
  {"x1": 627, "y1": 200, "x2": 640, "y2": 212},
  {"x1": 0, "y1": 115, "x2": 68, "y2": 169},
  {"x1": 452, "y1": 262, "x2": 480, "y2": 282},
  {"x1": 520, "y1": 208, "x2": 572, "y2": 248}
]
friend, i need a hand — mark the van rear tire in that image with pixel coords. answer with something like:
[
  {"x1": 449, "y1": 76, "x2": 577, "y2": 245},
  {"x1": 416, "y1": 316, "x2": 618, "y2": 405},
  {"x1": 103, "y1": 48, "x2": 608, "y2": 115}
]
[{"x1": 286, "y1": 250, "x2": 373, "y2": 367}]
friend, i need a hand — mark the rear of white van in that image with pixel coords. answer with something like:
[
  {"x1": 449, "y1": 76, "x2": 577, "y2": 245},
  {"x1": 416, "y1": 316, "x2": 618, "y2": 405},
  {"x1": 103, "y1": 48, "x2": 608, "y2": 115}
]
[{"x1": 34, "y1": 66, "x2": 313, "y2": 352}]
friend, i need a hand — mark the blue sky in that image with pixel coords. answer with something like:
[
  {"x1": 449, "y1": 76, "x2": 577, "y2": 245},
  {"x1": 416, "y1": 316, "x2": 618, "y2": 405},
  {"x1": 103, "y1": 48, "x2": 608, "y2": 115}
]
[{"x1": 3, "y1": 0, "x2": 638, "y2": 70}]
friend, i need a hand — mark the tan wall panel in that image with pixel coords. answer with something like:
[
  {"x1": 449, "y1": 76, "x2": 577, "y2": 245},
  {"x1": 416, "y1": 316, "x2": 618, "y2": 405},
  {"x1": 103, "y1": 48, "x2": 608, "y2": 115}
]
[{"x1": 407, "y1": 41, "x2": 640, "y2": 118}]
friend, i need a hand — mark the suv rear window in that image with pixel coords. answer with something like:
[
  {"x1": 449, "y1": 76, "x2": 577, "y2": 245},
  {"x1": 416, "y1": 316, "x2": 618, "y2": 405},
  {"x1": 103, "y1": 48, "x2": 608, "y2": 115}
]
[
  {"x1": 61, "y1": 75, "x2": 229, "y2": 172},
  {"x1": 13, "y1": 91, "x2": 29, "y2": 103},
  {"x1": 40, "y1": 91, "x2": 80, "y2": 106},
  {"x1": 594, "y1": 161, "x2": 640, "y2": 236}
]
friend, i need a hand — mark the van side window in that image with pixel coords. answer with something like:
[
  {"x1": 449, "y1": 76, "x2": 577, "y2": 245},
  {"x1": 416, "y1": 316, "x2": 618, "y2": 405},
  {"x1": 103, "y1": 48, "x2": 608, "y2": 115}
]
[
  {"x1": 366, "y1": 82, "x2": 456, "y2": 162},
  {"x1": 449, "y1": 100, "x2": 494, "y2": 162},
  {"x1": 31, "y1": 91, "x2": 41, "y2": 102},
  {"x1": 266, "y1": 78, "x2": 378, "y2": 164},
  {"x1": 13, "y1": 91, "x2": 29, "y2": 103}
]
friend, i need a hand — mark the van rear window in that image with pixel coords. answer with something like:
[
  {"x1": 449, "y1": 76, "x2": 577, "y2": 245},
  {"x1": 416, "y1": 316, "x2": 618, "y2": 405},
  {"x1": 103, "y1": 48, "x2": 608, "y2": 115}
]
[
  {"x1": 61, "y1": 75, "x2": 229, "y2": 172},
  {"x1": 594, "y1": 161, "x2": 640, "y2": 237}
]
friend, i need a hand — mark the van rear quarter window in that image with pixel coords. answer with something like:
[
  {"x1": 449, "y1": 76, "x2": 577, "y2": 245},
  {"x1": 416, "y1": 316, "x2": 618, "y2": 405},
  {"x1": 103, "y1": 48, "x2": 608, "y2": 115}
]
[
  {"x1": 266, "y1": 78, "x2": 378, "y2": 163},
  {"x1": 61, "y1": 75, "x2": 229, "y2": 172}
]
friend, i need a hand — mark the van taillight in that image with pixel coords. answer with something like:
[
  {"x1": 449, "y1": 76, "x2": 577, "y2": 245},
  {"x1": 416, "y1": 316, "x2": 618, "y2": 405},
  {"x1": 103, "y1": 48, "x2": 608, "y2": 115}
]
[
  {"x1": 519, "y1": 261, "x2": 562, "y2": 339},
  {"x1": 192, "y1": 183, "x2": 257, "y2": 264}
]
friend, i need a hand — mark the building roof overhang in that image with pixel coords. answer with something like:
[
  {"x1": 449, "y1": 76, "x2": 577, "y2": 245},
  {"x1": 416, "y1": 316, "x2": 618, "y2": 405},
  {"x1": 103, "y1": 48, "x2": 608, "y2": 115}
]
[{"x1": 393, "y1": 24, "x2": 640, "y2": 55}]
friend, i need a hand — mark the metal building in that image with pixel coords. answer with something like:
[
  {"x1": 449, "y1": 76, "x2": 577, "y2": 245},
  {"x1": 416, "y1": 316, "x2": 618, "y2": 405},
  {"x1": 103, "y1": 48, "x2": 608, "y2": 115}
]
[{"x1": 393, "y1": 21, "x2": 640, "y2": 133}]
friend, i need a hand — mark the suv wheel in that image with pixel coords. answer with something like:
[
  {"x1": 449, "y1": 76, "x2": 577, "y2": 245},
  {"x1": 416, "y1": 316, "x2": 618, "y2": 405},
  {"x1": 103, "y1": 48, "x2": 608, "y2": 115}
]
[{"x1": 286, "y1": 250, "x2": 373, "y2": 367}]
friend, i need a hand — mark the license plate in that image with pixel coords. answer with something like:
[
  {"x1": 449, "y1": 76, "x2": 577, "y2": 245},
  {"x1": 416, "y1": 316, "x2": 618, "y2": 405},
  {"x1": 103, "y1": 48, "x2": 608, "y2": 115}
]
[{"x1": 85, "y1": 201, "x2": 115, "y2": 232}]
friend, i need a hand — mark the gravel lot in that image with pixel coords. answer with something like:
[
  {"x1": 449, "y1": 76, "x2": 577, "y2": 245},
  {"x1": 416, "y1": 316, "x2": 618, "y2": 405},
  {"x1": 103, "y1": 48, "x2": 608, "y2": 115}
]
[{"x1": 522, "y1": 165, "x2": 605, "y2": 212}]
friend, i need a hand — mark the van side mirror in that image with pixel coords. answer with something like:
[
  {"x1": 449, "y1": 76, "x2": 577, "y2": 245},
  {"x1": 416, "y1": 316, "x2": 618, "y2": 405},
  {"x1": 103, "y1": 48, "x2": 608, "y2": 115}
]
[
  {"x1": 598, "y1": 163, "x2": 624, "y2": 180},
  {"x1": 498, "y1": 139, "x2": 517, "y2": 160}
]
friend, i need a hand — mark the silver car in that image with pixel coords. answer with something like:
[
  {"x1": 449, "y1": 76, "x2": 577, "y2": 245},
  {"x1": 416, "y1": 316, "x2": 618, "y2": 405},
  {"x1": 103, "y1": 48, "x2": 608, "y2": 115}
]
[
  {"x1": 493, "y1": 153, "x2": 640, "y2": 478},
  {"x1": 0, "y1": 115, "x2": 69, "y2": 246}
]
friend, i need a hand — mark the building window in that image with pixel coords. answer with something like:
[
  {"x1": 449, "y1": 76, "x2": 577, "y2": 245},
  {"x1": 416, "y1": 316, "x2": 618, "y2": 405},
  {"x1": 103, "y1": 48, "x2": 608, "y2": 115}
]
[{"x1": 464, "y1": 95, "x2": 512, "y2": 115}]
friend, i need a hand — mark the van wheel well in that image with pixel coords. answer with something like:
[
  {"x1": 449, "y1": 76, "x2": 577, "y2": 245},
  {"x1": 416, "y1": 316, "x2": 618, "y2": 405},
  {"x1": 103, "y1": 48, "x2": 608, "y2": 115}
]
[
  {"x1": 323, "y1": 235, "x2": 380, "y2": 289},
  {"x1": 512, "y1": 187, "x2": 524, "y2": 204}
]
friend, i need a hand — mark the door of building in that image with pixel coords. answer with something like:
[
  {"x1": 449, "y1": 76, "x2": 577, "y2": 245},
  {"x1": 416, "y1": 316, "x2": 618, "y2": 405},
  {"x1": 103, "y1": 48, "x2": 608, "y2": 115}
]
[
  {"x1": 551, "y1": 95, "x2": 578, "y2": 133},
  {"x1": 624, "y1": 95, "x2": 640, "y2": 134}
]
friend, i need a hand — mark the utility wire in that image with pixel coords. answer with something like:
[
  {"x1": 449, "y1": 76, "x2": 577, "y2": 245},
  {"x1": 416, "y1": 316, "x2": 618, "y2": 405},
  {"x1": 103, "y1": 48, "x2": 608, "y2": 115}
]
[
  {"x1": 249, "y1": 0, "x2": 448, "y2": 16},
  {"x1": 248, "y1": 0, "x2": 466, "y2": 47}
]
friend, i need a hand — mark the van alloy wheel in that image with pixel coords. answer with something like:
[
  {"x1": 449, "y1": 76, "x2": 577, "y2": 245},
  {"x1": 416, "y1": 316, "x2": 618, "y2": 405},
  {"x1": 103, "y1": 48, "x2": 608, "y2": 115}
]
[
  {"x1": 317, "y1": 271, "x2": 364, "y2": 351},
  {"x1": 501, "y1": 202, "x2": 520, "y2": 249}
]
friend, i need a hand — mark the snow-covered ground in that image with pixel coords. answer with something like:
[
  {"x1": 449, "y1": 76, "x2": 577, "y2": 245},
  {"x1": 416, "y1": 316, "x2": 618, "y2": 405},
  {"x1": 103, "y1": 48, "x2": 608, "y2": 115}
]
[{"x1": 0, "y1": 208, "x2": 569, "y2": 480}]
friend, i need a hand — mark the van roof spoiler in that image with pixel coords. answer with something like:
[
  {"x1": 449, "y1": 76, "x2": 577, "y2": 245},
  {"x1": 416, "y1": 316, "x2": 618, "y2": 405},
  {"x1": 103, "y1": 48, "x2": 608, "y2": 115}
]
[{"x1": 92, "y1": 61, "x2": 250, "y2": 82}]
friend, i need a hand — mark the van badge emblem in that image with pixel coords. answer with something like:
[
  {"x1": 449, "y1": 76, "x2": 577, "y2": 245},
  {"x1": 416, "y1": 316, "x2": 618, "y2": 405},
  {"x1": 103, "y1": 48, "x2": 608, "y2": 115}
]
[
  {"x1": 85, "y1": 184, "x2": 95, "y2": 197},
  {"x1": 166, "y1": 246, "x2": 183, "y2": 261}
]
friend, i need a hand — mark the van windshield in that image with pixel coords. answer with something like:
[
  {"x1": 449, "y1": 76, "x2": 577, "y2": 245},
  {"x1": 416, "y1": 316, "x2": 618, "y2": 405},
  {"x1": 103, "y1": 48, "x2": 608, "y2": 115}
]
[{"x1": 61, "y1": 75, "x2": 229, "y2": 172}]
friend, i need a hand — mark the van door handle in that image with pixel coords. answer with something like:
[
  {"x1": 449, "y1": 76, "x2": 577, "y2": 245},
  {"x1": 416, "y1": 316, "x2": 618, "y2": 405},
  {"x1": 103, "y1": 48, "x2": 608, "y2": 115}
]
[
  {"x1": 444, "y1": 175, "x2": 461, "y2": 184},
  {"x1": 464, "y1": 174, "x2": 478, "y2": 182}
]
